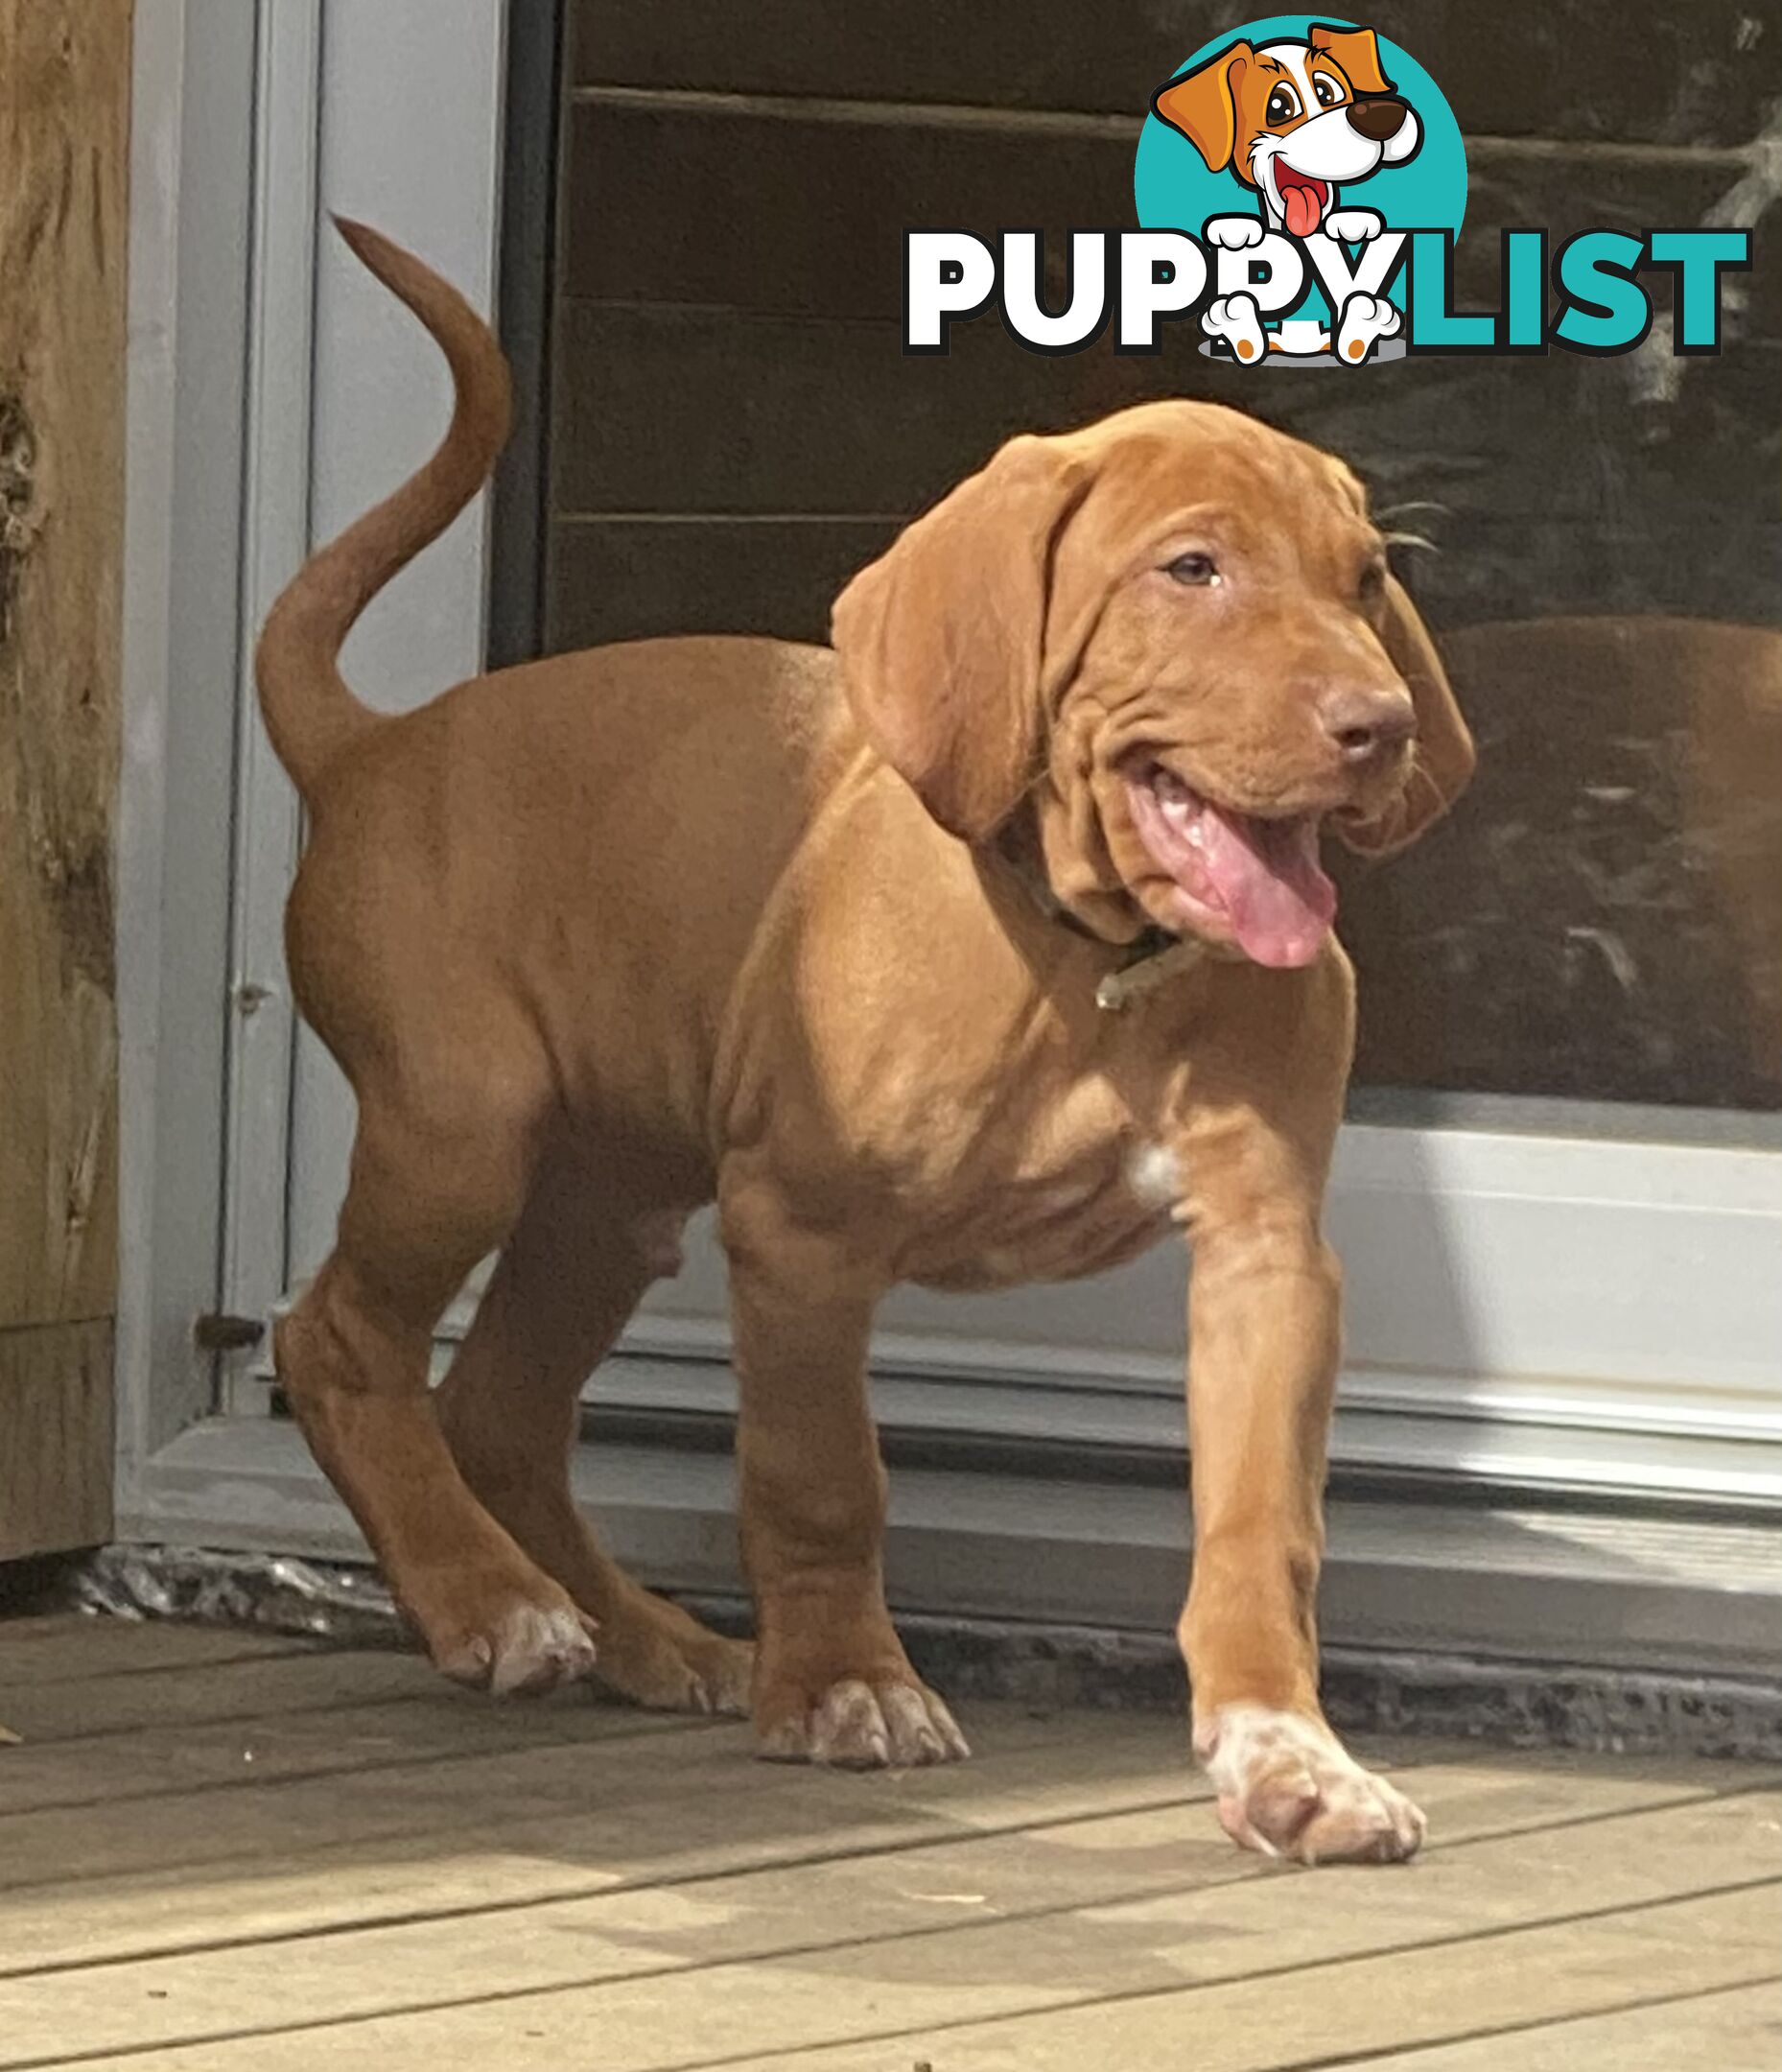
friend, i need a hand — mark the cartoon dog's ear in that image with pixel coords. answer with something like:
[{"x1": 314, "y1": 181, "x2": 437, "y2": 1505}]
[
  {"x1": 1308, "y1": 22, "x2": 1395, "y2": 98},
  {"x1": 1152, "y1": 41, "x2": 1254, "y2": 175},
  {"x1": 1334, "y1": 576, "x2": 1476, "y2": 856},
  {"x1": 832, "y1": 436, "x2": 1093, "y2": 843}
]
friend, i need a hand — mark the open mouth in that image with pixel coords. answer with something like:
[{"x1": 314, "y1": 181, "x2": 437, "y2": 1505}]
[
  {"x1": 1124, "y1": 765, "x2": 1336, "y2": 970},
  {"x1": 1273, "y1": 163, "x2": 1331, "y2": 239}
]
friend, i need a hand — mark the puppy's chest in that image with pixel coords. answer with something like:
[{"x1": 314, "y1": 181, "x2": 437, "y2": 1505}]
[{"x1": 898, "y1": 1075, "x2": 1185, "y2": 1293}]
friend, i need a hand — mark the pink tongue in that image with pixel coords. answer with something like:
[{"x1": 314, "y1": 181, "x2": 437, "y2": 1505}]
[
  {"x1": 1199, "y1": 804, "x2": 1335, "y2": 968},
  {"x1": 1281, "y1": 181, "x2": 1323, "y2": 238}
]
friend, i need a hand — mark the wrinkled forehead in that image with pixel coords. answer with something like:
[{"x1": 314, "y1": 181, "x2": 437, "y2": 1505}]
[{"x1": 1067, "y1": 410, "x2": 1372, "y2": 553}]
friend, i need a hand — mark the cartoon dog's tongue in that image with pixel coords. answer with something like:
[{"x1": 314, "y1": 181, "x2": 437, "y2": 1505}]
[
  {"x1": 1126, "y1": 770, "x2": 1336, "y2": 969},
  {"x1": 1276, "y1": 166, "x2": 1328, "y2": 239}
]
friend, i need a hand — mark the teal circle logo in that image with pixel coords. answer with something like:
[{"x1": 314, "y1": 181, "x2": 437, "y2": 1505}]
[{"x1": 1135, "y1": 17, "x2": 1465, "y2": 362}]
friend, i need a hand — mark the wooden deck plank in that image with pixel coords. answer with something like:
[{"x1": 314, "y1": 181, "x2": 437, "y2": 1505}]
[
  {"x1": 0, "y1": 1707, "x2": 1212, "y2": 1968},
  {"x1": 0, "y1": 1715, "x2": 745, "y2": 1893},
  {"x1": 315, "y1": 1883, "x2": 1765, "y2": 2072},
  {"x1": 738, "y1": 1887, "x2": 1781, "y2": 2072},
  {"x1": 1347, "y1": 1978, "x2": 1782, "y2": 2070},
  {"x1": 0, "y1": 1616, "x2": 320, "y2": 1687},
  {"x1": 0, "y1": 1690, "x2": 716, "y2": 1815},
  {"x1": 0, "y1": 1613, "x2": 113, "y2": 1645},
  {"x1": 0, "y1": 1647, "x2": 460, "y2": 1745},
  {"x1": 4, "y1": 1782, "x2": 1770, "y2": 2066}
]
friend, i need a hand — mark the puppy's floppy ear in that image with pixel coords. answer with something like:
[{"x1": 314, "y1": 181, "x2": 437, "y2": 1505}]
[
  {"x1": 1336, "y1": 575, "x2": 1476, "y2": 856},
  {"x1": 1308, "y1": 22, "x2": 1395, "y2": 98},
  {"x1": 831, "y1": 436, "x2": 1091, "y2": 843},
  {"x1": 1152, "y1": 41, "x2": 1253, "y2": 175}
]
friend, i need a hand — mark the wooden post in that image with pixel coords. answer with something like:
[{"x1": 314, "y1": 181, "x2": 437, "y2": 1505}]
[{"x1": 0, "y1": 1, "x2": 132, "y2": 1557}]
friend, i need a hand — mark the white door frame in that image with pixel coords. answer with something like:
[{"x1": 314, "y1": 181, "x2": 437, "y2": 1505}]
[
  {"x1": 118, "y1": 0, "x2": 1782, "y2": 1671},
  {"x1": 117, "y1": 0, "x2": 265, "y2": 1489}
]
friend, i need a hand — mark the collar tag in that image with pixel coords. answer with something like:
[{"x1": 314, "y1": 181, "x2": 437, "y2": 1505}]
[{"x1": 1095, "y1": 932, "x2": 1203, "y2": 1012}]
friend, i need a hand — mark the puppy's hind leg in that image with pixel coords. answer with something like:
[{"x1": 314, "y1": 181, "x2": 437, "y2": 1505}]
[
  {"x1": 436, "y1": 1156, "x2": 754, "y2": 1715},
  {"x1": 276, "y1": 1068, "x2": 599, "y2": 1696}
]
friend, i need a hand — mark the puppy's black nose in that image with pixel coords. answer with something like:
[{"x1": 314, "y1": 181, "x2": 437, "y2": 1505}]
[
  {"x1": 1320, "y1": 687, "x2": 1417, "y2": 764},
  {"x1": 1347, "y1": 96, "x2": 1408, "y2": 142}
]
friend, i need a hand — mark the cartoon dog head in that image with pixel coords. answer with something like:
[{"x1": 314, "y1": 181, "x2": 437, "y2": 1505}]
[{"x1": 1153, "y1": 24, "x2": 1420, "y2": 238}]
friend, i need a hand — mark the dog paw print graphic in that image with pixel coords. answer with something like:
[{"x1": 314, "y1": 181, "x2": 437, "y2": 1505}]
[{"x1": 1143, "y1": 19, "x2": 1453, "y2": 367}]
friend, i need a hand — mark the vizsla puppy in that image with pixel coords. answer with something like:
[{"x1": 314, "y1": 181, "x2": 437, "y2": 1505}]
[{"x1": 259, "y1": 223, "x2": 1474, "y2": 1865}]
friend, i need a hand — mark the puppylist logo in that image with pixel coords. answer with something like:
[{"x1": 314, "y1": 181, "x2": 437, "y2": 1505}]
[
  {"x1": 904, "y1": 14, "x2": 1751, "y2": 365},
  {"x1": 1144, "y1": 17, "x2": 1443, "y2": 364}
]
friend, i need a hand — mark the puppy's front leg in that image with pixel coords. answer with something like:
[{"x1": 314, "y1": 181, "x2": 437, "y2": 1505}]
[
  {"x1": 723, "y1": 1184, "x2": 969, "y2": 1770},
  {"x1": 1175, "y1": 971, "x2": 1425, "y2": 1866}
]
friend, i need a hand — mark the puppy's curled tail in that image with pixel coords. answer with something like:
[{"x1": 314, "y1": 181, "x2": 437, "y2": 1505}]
[{"x1": 255, "y1": 217, "x2": 512, "y2": 802}]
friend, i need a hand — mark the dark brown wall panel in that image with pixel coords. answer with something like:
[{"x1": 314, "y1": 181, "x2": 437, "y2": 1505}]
[
  {"x1": 572, "y1": 0, "x2": 1780, "y2": 149},
  {"x1": 563, "y1": 102, "x2": 1764, "y2": 330},
  {"x1": 552, "y1": 301, "x2": 1780, "y2": 553},
  {"x1": 546, "y1": 504, "x2": 1780, "y2": 653},
  {"x1": 546, "y1": 515, "x2": 895, "y2": 650}
]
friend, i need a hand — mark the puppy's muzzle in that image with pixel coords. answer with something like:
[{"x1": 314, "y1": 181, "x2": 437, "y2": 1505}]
[{"x1": 1347, "y1": 97, "x2": 1410, "y2": 143}]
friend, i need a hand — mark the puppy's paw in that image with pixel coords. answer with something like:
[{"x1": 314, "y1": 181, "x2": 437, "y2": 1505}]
[
  {"x1": 1205, "y1": 215, "x2": 1266, "y2": 251},
  {"x1": 596, "y1": 1602, "x2": 755, "y2": 1717},
  {"x1": 428, "y1": 1590, "x2": 601, "y2": 1698},
  {"x1": 1195, "y1": 1705, "x2": 1425, "y2": 1865},
  {"x1": 758, "y1": 1675, "x2": 971, "y2": 1770},
  {"x1": 1335, "y1": 291, "x2": 1401, "y2": 364},
  {"x1": 1325, "y1": 207, "x2": 1384, "y2": 243},
  {"x1": 1204, "y1": 292, "x2": 1267, "y2": 364}
]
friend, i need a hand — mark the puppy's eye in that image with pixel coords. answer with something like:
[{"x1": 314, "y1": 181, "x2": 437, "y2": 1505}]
[
  {"x1": 1312, "y1": 72, "x2": 1344, "y2": 107},
  {"x1": 1166, "y1": 553, "x2": 1222, "y2": 587},
  {"x1": 1358, "y1": 560, "x2": 1387, "y2": 604},
  {"x1": 1265, "y1": 83, "x2": 1301, "y2": 125}
]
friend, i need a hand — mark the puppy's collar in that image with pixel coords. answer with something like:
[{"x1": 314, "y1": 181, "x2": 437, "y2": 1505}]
[{"x1": 995, "y1": 840, "x2": 1203, "y2": 1012}]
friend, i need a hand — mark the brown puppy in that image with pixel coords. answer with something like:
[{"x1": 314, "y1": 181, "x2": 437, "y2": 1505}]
[{"x1": 260, "y1": 223, "x2": 1473, "y2": 1865}]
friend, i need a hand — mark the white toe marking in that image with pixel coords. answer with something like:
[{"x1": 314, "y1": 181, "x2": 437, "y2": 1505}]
[
  {"x1": 1125, "y1": 1141, "x2": 1184, "y2": 1211},
  {"x1": 1200, "y1": 1703, "x2": 1385, "y2": 1816}
]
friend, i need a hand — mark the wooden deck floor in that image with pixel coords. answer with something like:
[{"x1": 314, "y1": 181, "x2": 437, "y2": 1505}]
[{"x1": 0, "y1": 1615, "x2": 1776, "y2": 2070}]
